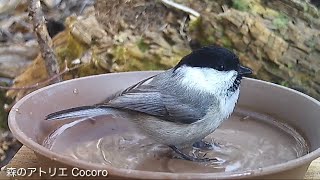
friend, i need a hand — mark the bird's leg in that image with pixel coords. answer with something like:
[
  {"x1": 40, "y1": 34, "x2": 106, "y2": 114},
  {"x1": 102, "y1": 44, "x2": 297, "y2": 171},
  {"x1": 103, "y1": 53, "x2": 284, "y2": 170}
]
[
  {"x1": 192, "y1": 139, "x2": 221, "y2": 150},
  {"x1": 169, "y1": 145, "x2": 217, "y2": 162},
  {"x1": 192, "y1": 140, "x2": 213, "y2": 150}
]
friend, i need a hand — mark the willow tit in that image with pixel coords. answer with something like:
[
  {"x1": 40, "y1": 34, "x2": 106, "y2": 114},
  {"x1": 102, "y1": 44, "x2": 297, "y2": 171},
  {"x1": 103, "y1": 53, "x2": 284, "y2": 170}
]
[{"x1": 46, "y1": 45, "x2": 252, "y2": 161}]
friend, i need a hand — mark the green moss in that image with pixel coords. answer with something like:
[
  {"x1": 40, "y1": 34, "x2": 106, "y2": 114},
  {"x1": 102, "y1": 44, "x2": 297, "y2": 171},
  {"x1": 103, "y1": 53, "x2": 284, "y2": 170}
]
[
  {"x1": 280, "y1": 81, "x2": 290, "y2": 87},
  {"x1": 112, "y1": 45, "x2": 160, "y2": 71},
  {"x1": 272, "y1": 14, "x2": 289, "y2": 29},
  {"x1": 188, "y1": 17, "x2": 202, "y2": 32},
  {"x1": 198, "y1": 27, "x2": 216, "y2": 45},
  {"x1": 232, "y1": 0, "x2": 250, "y2": 11},
  {"x1": 137, "y1": 38, "x2": 149, "y2": 53},
  {"x1": 286, "y1": 63, "x2": 294, "y2": 69},
  {"x1": 199, "y1": 36, "x2": 215, "y2": 46},
  {"x1": 221, "y1": 36, "x2": 233, "y2": 48},
  {"x1": 303, "y1": 2, "x2": 308, "y2": 12},
  {"x1": 55, "y1": 32, "x2": 88, "y2": 64},
  {"x1": 188, "y1": 17, "x2": 219, "y2": 46},
  {"x1": 77, "y1": 63, "x2": 106, "y2": 77},
  {"x1": 112, "y1": 46, "x2": 127, "y2": 63},
  {"x1": 208, "y1": 36, "x2": 216, "y2": 44},
  {"x1": 142, "y1": 57, "x2": 165, "y2": 70}
]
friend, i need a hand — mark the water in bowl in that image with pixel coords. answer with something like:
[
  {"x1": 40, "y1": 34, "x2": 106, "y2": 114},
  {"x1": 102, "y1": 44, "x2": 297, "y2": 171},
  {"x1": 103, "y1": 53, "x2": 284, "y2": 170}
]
[{"x1": 43, "y1": 107, "x2": 309, "y2": 173}]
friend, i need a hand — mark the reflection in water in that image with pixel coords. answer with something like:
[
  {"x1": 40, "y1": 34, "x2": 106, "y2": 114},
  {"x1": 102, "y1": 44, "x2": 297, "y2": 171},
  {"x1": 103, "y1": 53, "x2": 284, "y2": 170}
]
[{"x1": 43, "y1": 109, "x2": 309, "y2": 173}]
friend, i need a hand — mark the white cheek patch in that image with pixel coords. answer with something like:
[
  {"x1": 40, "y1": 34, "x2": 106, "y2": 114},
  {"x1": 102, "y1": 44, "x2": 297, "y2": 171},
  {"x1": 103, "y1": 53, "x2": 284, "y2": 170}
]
[
  {"x1": 177, "y1": 66, "x2": 237, "y2": 94},
  {"x1": 180, "y1": 67, "x2": 209, "y2": 91}
]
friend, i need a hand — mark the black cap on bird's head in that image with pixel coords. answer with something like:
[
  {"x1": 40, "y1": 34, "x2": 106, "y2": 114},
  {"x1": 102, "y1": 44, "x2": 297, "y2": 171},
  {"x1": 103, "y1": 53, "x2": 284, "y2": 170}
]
[{"x1": 174, "y1": 45, "x2": 252, "y2": 76}]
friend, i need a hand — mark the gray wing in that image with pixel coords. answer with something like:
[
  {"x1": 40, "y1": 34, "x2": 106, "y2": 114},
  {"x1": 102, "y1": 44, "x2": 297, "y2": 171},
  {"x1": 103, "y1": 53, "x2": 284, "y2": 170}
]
[{"x1": 100, "y1": 75, "x2": 207, "y2": 124}]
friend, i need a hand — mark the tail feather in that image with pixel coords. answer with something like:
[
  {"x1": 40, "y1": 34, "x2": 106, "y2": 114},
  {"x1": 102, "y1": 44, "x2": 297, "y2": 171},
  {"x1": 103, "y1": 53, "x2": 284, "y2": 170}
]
[{"x1": 45, "y1": 106, "x2": 111, "y2": 121}]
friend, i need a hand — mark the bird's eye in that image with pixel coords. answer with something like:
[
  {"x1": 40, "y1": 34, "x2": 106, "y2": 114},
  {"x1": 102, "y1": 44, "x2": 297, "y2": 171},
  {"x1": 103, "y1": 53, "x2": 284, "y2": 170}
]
[{"x1": 218, "y1": 65, "x2": 224, "y2": 70}]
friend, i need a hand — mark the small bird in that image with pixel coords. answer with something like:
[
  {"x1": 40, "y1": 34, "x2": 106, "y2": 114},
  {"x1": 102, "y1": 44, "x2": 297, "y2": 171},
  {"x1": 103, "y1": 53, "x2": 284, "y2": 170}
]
[{"x1": 46, "y1": 45, "x2": 252, "y2": 161}]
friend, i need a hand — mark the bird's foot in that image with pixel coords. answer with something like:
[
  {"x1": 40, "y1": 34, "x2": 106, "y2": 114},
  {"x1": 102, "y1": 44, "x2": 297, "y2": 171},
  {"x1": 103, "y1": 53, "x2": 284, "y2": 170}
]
[
  {"x1": 169, "y1": 145, "x2": 217, "y2": 162},
  {"x1": 192, "y1": 140, "x2": 221, "y2": 150}
]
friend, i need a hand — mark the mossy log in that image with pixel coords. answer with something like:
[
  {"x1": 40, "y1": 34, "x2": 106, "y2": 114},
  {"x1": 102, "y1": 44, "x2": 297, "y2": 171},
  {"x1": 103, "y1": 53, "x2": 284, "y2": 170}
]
[
  {"x1": 186, "y1": 0, "x2": 320, "y2": 99},
  {"x1": 7, "y1": 3, "x2": 191, "y2": 102},
  {"x1": 94, "y1": 0, "x2": 320, "y2": 99},
  {"x1": 7, "y1": 0, "x2": 320, "y2": 102}
]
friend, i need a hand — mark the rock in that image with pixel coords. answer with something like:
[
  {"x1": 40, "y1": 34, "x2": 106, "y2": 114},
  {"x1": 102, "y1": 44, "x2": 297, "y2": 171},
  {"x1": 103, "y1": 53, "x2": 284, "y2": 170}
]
[
  {"x1": 42, "y1": 0, "x2": 62, "y2": 8},
  {"x1": 0, "y1": 41, "x2": 38, "y2": 78},
  {"x1": 0, "y1": 0, "x2": 21, "y2": 14}
]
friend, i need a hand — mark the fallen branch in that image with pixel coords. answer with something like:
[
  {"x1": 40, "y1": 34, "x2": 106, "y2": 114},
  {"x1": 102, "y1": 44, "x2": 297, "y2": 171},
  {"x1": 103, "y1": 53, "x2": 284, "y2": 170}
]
[
  {"x1": 29, "y1": 0, "x2": 61, "y2": 83},
  {"x1": 160, "y1": 0, "x2": 200, "y2": 17},
  {"x1": 0, "y1": 61, "x2": 81, "y2": 90}
]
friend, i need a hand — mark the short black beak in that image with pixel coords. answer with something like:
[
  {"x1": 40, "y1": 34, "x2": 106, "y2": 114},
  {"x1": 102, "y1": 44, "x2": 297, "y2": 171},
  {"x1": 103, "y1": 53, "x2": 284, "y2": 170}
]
[{"x1": 238, "y1": 65, "x2": 252, "y2": 76}]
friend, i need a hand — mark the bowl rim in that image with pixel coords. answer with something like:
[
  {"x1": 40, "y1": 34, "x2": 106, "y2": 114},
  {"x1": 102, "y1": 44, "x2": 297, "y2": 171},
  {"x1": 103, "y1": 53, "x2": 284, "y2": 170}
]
[{"x1": 8, "y1": 71, "x2": 320, "y2": 179}]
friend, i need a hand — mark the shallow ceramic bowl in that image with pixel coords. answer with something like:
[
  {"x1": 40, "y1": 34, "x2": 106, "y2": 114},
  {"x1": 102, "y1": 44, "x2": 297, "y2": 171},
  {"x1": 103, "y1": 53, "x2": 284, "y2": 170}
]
[{"x1": 8, "y1": 71, "x2": 320, "y2": 179}]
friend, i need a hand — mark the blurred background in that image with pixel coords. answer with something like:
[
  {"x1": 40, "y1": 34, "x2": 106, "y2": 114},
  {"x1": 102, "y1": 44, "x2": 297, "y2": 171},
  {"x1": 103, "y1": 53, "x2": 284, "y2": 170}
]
[{"x1": 0, "y1": 0, "x2": 319, "y2": 167}]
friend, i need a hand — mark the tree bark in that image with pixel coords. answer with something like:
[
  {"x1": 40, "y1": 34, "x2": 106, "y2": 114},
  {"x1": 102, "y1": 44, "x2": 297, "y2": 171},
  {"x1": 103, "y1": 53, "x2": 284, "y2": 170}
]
[
  {"x1": 94, "y1": 0, "x2": 320, "y2": 99},
  {"x1": 188, "y1": 0, "x2": 320, "y2": 99}
]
